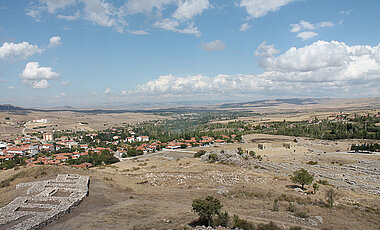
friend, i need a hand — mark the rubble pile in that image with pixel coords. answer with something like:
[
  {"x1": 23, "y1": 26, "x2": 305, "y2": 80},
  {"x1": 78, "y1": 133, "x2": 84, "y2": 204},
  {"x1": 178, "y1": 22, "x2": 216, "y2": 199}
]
[{"x1": 200, "y1": 150, "x2": 250, "y2": 166}]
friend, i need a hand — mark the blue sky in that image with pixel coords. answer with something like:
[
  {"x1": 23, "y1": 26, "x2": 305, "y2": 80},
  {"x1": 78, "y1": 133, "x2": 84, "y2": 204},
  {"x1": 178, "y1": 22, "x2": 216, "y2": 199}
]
[{"x1": 0, "y1": 0, "x2": 379, "y2": 108}]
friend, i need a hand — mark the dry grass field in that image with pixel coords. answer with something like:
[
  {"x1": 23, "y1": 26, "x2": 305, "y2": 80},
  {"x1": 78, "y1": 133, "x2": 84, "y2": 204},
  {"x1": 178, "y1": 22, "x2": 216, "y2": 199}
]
[
  {"x1": 1, "y1": 133, "x2": 379, "y2": 229},
  {"x1": 0, "y1": 110, "x2": 168, "y2": 138}
]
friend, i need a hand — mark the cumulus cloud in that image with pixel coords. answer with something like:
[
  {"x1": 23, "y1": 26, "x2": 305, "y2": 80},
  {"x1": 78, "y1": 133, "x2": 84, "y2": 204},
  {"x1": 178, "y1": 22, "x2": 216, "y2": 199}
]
[
  {"x1": 0, "y1": 41, "x2": 42, "y2": 62},
  {"x1": 297, "y1": 31, "x2": 318, "y2": 40},
  {"x1": 290, "y1": 20, "x2": 334, "y2": 40},
  {"x1": 19, "y1": 62, "x2": 60, "y2": 89},
  {"x1": 134, "y1": 41, "x2": 380, "y2": 99},
  {"x1": 121, "y1": 90, "x2": 127, "y2": 96},
  {"x1": 240, "y1": 0, "x2": 294, "y2": 19},
  {"x1": 49, "y1": 36, "x2": 62, "y2": 47},
  {"x1": 201, "y1": 40, "x2": 226, "y2": 52},
  {"x1": 104, "y1": 87, "x2": 111, "y2": 95},
  {"x1": 290, "y1": 20, "x2": 315, "y2": 32},
  {"x1": 172, "y1": 0, "x2": 209, "y2": 21}
]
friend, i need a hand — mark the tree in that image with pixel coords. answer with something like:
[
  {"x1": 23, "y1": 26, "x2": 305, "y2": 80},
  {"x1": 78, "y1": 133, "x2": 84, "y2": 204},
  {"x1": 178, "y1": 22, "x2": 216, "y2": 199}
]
[
  {"x1": 192, "y1": 196, "x2": 222, "y2": 226},
  {"x1": 290, "y1": 168, "x2": 314, "y2": 190}
]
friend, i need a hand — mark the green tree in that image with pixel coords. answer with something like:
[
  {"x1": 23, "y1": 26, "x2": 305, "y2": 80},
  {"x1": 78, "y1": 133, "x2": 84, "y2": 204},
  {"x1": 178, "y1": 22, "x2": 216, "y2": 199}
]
[
  {"x1": 290, "y1": 168, "x2": 314, "y2": 190},
  {"x1": 192, "y1": 196, "x2": 222, "y2": 227}
]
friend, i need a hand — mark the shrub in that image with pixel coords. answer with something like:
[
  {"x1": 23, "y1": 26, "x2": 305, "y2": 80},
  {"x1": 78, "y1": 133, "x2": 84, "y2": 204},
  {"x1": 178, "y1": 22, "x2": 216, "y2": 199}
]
[
  {"x1": 215, "y1": 211, "x2": 229, "y2": 227},
  {"x1": 192, "y1": 196, "x2": 222, "y2": 227},
  {"x1": 287, "y1": 202, "x2": 296, "y2": 212},
  {"x1": 290, "y1": 168, "x2": 314, "y2": 190},
  {"x1": 209, "y1": 153, "x2": 219, "y2": 163},
  {"x1": 194, "y1": 150, "x2": 206, "y2": 158},
  {"x1": 233, "y1": 215, "x2": 255, "y2": 230},
  {"x1": 306, "y1": 161, "x2": 318, "y2": 165},
  {"x1": 317, "y1": 179, "x2": 329, "y2": 185},
  {"x1": 290, "y1": 226, "x2": 302, "y2": 230},
  {"x1": 294, "y1": 211, "x2": 309, "y2": 219},
  {"x1": 313, "y1": 183, "x2": 319, "y2": 194},
  {"x1": 326, "y1": 189, "x2": 336, "y2": 208},
  {"x1": 272, "y1": 199, "x2": 279, "y2": 212},
  {"x1": 257, "y1": 221, "x2": 281, "y2": 230}
]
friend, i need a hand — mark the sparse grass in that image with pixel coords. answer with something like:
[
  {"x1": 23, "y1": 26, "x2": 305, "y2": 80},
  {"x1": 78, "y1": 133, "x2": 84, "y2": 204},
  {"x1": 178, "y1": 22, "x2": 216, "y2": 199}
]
[
  {"x1": 306, "y1": 161, "x2": 318, "y2": 165},
  {"x1": 294, "y1": 211, "x2": 309, "y2": 219}
]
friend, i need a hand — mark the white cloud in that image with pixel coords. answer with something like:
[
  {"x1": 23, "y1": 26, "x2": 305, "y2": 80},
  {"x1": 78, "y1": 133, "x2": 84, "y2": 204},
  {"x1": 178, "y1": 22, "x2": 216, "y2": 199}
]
[
  {"x1": 121, "y1": 90, "x2": 127, "y2": 96},
  {"x1": 340, "y1": 9, "x2": 353, "y2": 15},
  {"x1": 318, "y1": 21, "x2": 334, "y2": 28},
  {"x1": 240, "y1": 0, "x2": 294, "y2": 19},
  {"x1": 172, "y1": 0, "x2": 209, "y2": 21},
  {"x1": 290, "y1": 20, "x2": 334, "y2": 40},
  {"x1": 0, "y1": 41, "x2": 42, "y2": 62},
  {"x1": 134, "y1": 41, "x2": 380, "y2": 99},
  {"x1": 57, "y1": 10, "x2": 80, "y2": 20},
  {"x1": 154, "y1": 19, "x2": 201, "y2": 36},
  {"x1": 19, "y1": 62, "x2": 60, "y2": 89},
  {"x1": 104, "y1": 87, "x2": 111, "y2": 94},
  {"x1": 290, "y1": 20, "x2": 315, "y2": 32},
  {"x1": 48, "y1": 36, "x2": 62, "y2": 47},
  {"x1": 122, "y1": 0, "x2": 176, "y2": 14},
  {"x1": 240, "y1": 23, "x2": 251, "y2": 31},
  {"x1": 29, "y1": 0, "x2": 126, "y2": 33},
  {"x1": 297, "y1": 31, "x2": 318, "y2": 40},
  {"x1": 81, "y1": 0, "x2": 120, "y2": 29},
  {"x1": 254, "y1": 41, "x2": 279, "y2": 57},
  {"x1": 128, "y1": 30, "x2": 149, "y2": 35},
  {"x1": 60, "y1": 80, "x2": 71, "y2": 85},
  {"x1": 8, "y1": 86, "x2": 15, "y2": 90},
  {"x1": 201, "y1": 40, "x2": 226, "y2": 52},
  {"x1": 40, "y1": 0, "x2": 77, "y2": 14}
]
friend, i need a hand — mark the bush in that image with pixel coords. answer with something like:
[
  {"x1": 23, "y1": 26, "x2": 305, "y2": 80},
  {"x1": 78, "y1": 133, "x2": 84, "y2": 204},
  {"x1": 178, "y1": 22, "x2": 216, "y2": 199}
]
[
  {"x1": 290, "y1": 168, "x2": 314, "y2": 190},
  {"x1": 192, "y1": 196, "x2": 222, "y2": 227},
  {"x1": 194, "y1": 150, "x2": 206, "y2": 158},
  {"x1": 294, "y1": 211, "x2": 309, "y2": 219},
  {"x1": 287, "y1": 202, "x2": 296, "y2": 212},
  {"x1": 272, "y1": 199, "x2": 279, "y2": 212},
  {"x1": 209, "y1": 153, "x2": 219, "y2": 163},
  {"x1": 306, "y1": 161, "x2": 318, "y2": 165},
  {"x1": 317, "y1": 179, "x2": 329, "y2": 185},
  {"x1": 326, "y1": 189, "x2": 336, "y2": 208},
  {"x1": 257, "y1": 221, "x2": 281, "y2": 230},
  {"x1": 215, "y1": 211, "x2": 229, "y2": 227},
  {"x1": 233, "y1": 215, "x2": 255, "y2": 230},
  {"x1": 313, "y1": 183, "x2": 319, "y2": 194}
]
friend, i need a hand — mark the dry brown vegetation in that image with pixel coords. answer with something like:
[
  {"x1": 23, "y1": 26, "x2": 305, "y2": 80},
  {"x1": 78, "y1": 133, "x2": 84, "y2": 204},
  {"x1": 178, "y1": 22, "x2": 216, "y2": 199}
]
[{"x1": 1, "y1": 137, "x2": 379, "y2": 230}]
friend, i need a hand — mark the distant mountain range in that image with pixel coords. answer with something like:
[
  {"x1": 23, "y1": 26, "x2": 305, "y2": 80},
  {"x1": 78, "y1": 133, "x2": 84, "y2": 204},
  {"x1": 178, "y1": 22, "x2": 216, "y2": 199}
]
[{"x1": 1, "y1": 97, "x2": 379, "y2": 114}]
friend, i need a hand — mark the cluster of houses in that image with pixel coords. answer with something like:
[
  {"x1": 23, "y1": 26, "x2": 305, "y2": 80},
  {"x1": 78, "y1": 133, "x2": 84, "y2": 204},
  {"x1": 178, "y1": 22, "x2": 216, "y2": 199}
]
[{"x1": 1, "y1": 123, "x2": 243, "y2": 170}]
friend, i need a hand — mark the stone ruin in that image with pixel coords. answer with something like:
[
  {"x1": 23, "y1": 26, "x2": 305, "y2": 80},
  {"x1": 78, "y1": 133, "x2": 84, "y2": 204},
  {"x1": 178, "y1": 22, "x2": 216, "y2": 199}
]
[{"x1": 0, "y1": 174, "x2": 89, "y2": 230}]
